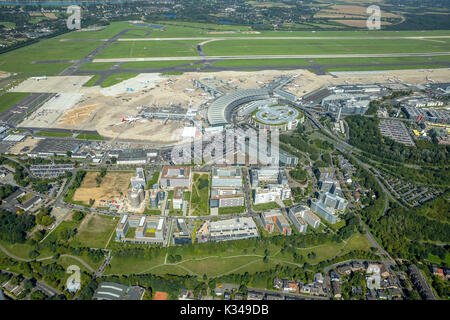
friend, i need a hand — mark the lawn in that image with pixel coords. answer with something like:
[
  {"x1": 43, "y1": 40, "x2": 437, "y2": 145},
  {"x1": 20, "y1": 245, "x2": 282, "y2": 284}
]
[
  {"x1": 57, "y1": 21, "x2": 151, "y2": 40},
  {"x1": 218, "y1": 206, "x2": 245, "y2": 215},
  {"x1": 312, "y1": 56, "x2": 434, "y2": 65},
  {"x1": 213, "y1": 58, "x2": 311, "y2": 68},
  {"x1": 105, "y1": 254, "x2": 166, "y2": 275},
  {"x1": 75, "y1": 133, "x2": 103, "y2": 140},
  {"x1": 146, "y1": 171, "x2": 160, "y2": 189},
  {"x1": 100, "y1": 73, "x2": 138, "y2": 88},
  {"x1": 203, "y1": 38, "x2": 450, "y2": 56},
  {"x1": 120, "y1": 60, "x2": 194, "y2": 69},
  {"x1": 70, "y1": 214, "x2": 118, "y2": 249},
  {"x1": 96, "y1": 40, "x2": 200, "y2": 58},
  {"x1": 0, "y1": 92, "x2": 30, "y2": 115},
  {"x1": 0, "y1": 39, "x2": 103, "y2": 74},
  {"x1": 252, "y1": 201, "x2": 281, "y2": 212},
  {"x1": 190, "y1": 173, "x2": 210, "y2": 216},
  {"x1": 0, "y1": 239, "x2": 53, "y2": 260},
  {"x1": 325, "y1": 65, "x2": 446, "y2": 72},
  {"x1": 82, "y1": 75, "x2": 101, "y2": 87},
  {"x1": 35, "y1": 131, "x2": 73, "y2": 138}
]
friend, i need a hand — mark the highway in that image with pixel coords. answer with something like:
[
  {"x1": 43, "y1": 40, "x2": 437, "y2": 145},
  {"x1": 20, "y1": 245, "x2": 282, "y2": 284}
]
[{"x1": 94, "y1": 52, "x2": 450, "y2": 63}]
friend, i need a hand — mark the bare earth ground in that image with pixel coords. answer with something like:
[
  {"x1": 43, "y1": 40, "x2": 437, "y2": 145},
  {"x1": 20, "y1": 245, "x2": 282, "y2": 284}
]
[
  {"x1": 73, "y1": 171, "x2": 133, "y2": 207},
  {"x1": 8, "y1": 68, "x2": 450, "y2": 144},
  {"x1": 8, "y1": 136, "x2": 40, "y2": 154}
]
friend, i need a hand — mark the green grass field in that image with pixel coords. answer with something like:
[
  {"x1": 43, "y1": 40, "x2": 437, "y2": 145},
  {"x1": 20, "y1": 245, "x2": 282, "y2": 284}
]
[
  {"x1": 70, "y1": 214, "x2": 118, "y2": 249},
  {"x1": 105, "y1": 231, "x2": 372, "y2": 277},
  {"x1": 35, "y1": 131, "x2": 73, "y2": 138},
  {"x1": 325, "y1": 65, "x2": 446, "y2": 72},
  {"x1": 96, "y1": 40, "x2": 200, "y2": 58},
  {"x1": 190, "y1": 173, "x2": 210, "y2": 216},
  {"x1": 203, "y1": 38, "x2": 450, "y2": 56},
  {"x1": 120, "y1": 60, "x2": 194, "y2": 69},
  {"x1": 100, "y1": 73, "x2": 138, "y2": 87},
  {"x1": 0, "y1": 39, "x2": 103, "y2": 74},
  {"x1": 0, "y1": 92, "x2": 30, "y2": 115},
  {"x1": 213, "y1": 58, "x2": 311, "y2": 68},
  {"x1": 75, "y1": 133, "x2": 104, "y2": 140},
  {"x1": 82, "y1": 75, "x2": 101, "y2": 87}
]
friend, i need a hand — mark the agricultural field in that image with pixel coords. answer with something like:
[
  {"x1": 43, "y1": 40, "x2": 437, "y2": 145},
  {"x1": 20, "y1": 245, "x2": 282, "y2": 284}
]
[
  {"x1": 0, "y1": 92, "x2": 30, "y2": 115},
  {"x1": 72, "y1": 171, "x2": 133, "y2": 207}
]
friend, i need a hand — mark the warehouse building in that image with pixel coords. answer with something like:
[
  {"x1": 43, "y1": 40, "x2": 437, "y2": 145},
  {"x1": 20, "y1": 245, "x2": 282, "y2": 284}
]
[
  {"x1": 116, "y1": 149, "x2": 148, "y2": 165},
  {"x1": 29, "y1": 138, "x2": 83, "y2": 158},
  {"x1": 30, "y1": 164, "x2": 74, "y2": 178}
]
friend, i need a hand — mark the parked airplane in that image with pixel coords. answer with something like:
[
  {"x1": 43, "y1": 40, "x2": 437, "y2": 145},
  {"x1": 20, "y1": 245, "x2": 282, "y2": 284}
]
[{"x1": 120, "y1": 116, "x2": 140, "y2": 123}]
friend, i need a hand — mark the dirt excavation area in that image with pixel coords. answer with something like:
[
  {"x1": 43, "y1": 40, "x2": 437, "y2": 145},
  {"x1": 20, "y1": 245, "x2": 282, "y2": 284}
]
[
  {"x1": 9, "y1": 68, "x2": 450, "y2": 143},
  {"x1": 72, "y1": 171, "x2": 133, "y2": 207}
]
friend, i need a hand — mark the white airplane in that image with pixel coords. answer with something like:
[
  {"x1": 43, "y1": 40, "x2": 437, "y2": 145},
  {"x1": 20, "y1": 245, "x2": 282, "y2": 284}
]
[
  {"x1": 17, "y1": 105, "x2": 28, "y2": 109},
  {"x1": 11, "y1": 110, "x2": 22, "y2": 114},
  {"x1": 185, "y1": 88, "x2": 195, "y2": 92},
  {"x1": 120, "y1": 116, "x2": 140, "y2": 123}
]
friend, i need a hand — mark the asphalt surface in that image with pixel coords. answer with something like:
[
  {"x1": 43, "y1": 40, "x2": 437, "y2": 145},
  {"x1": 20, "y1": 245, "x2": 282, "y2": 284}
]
[{"x1": 93, "y1": 52, "x2": 450, "y2": 63}]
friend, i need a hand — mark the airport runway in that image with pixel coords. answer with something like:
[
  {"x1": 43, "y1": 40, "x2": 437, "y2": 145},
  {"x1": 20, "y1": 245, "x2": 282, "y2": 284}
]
[
  {"x1": 105, "y1": 35, "x2": 450, "y2": 41},
  {"x1": 93, "y1": 51, "x2": 450, "y2": 63}
]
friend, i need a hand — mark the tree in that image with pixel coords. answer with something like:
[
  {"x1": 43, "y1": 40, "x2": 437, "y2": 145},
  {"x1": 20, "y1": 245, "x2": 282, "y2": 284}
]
[{"x1": 72, "y1": 211, "x2": 85, "y2": 222}]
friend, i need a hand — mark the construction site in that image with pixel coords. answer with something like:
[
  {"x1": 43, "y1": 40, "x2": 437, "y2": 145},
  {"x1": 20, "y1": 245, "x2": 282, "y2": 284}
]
[{"x1": 7, "y1": 68, "x2": 450, "y2": 145}]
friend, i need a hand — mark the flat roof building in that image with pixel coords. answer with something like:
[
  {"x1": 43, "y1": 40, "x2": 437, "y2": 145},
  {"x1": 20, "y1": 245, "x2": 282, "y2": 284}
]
[
  {"x1": 160, "y1": 166, "x2": 192, "y2": 189},
  {"x1": 198, "y1": 217, "x2": 259, "y2": 242},
  {"x1": 211, "y1": 167, "x2": 243, "y2": 187}
]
